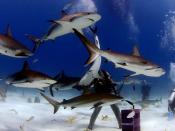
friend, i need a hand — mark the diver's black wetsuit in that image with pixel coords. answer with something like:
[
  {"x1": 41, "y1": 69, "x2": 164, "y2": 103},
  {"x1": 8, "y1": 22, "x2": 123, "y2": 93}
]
[
  {"x1": 88, "y1": 70, "x2": 122, "y2": 130},
  {"x1": 168, "y1": 89, "x2": 175, "y2": 114}
]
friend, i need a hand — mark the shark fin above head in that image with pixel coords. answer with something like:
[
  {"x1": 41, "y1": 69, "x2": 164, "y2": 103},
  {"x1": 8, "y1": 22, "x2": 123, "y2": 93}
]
[
  {"x1": 22, "y1": 61, "x2": 30, "y2": 71},
  {"x1": 73, "y1": 28, "x2": 100, "y2": 66},
  {"x1": 6, "y1": 24, "x2": 13, "y2": 37},
  {"x1": 132, "y1": 46, "x2": 140, "y2": 57}
]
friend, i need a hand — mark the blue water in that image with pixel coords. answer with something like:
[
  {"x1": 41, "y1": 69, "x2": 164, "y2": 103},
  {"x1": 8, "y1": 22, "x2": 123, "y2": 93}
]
[
  {"x1": 1, "y1": 0, "x2": 175, "y2": 131},
  {"x1": 0, "y1": 0, "x2": 175, "y2": 96}
]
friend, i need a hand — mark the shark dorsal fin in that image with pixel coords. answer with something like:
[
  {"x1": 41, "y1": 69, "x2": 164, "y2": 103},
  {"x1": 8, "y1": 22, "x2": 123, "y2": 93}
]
[
  {"x1": 22, "y1": 61, "x2": 30, "y2": 71},
  {"x1": 6, "y1": 25, "x2": 13, "y2": 37},
  {"x1": 132, "y1": 46, "x2": 140, "y2": 56}
]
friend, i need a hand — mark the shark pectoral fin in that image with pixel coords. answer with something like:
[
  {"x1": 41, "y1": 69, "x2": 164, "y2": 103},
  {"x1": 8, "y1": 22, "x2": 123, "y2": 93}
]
[
  {"x1": 72, "y1": 29, "x2": 84, "y2": 35},
  {"x1": 90, "y1": 102, "x2": 103, "y2": 109}
]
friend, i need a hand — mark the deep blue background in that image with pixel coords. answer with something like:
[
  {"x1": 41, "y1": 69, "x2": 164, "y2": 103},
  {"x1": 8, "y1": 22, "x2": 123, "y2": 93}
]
[{"x1": 0, "y1": 0, "x2": 174, "y2": 95}]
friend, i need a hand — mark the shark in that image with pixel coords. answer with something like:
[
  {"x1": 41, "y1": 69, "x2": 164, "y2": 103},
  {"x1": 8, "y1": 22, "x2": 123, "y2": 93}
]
[
  {"x1": 116, "y1": 78, "x2": 143, "y2": 85},
  {"x1": 41, "y1": 92, "x2": 123, "y2": 114},
  {"x1": 48, "y1": 27, "x2": 102, "y2": 96},
  {"x1": 73, "y1": 29, "x2": 166, "y2": 77},
  {"x1": 0, "y1": 25, "x2": 33, "y2": 58},
  {"x1": 78, "y1": 27, "x2": 101, "y2": 86},
  {"x1": 26, "y1": 12, "x2": 101, "y2": 51},
  {"x1": 49, "y1": 71, "x2": 81, "y2": 96},
  {"x1": 135, "y1": 98, "x2": 162, "y2": 108},
  {"x1": 6, "y1": 61, "x2": 57, "y2": 89}
]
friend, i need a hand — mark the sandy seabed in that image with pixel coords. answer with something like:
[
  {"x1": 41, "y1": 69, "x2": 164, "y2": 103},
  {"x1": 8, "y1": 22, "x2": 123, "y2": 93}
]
[{"x1": 0, "y1": 93, "x2": 174, "y2": 131}]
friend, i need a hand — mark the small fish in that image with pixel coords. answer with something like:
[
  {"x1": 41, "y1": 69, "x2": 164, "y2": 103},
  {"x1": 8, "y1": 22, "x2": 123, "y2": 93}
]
[{"x1": 26, "y1": 116, "x2": 34, "y2": 122}]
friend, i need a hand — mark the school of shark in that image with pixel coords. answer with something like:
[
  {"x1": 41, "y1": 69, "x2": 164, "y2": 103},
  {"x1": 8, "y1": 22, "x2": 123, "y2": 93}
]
[{"x1": 1, "y1": 0, "x2": 175, "y2": 131}]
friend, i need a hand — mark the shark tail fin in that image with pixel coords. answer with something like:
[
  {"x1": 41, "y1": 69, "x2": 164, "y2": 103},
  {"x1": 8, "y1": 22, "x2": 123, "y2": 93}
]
[
  {"x1": 73, "y1": 28, "x2": 100, "y2": 66},
  {"x1": 40, "y1": 93, "x2": 60, "y2": 114},
  {"x1": 25, "y1": 34, "x2": 42, "y2": 53}
]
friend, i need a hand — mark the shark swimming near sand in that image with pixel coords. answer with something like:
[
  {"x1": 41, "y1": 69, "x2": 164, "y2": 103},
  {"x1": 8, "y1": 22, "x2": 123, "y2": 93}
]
[
  {"x1": 6, "y1": 61, "x2": 56, "y2": 90},
  {"x1": 41, "y1": 92, "x2": 124, "y2": 114}
]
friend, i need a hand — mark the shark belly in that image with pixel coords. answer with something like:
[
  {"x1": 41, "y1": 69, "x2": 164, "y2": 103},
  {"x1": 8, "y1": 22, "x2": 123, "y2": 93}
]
[
  {"x1": 12, "y1": 79, "x2": 56, "y2": 88},
  {"x1": 45, "y1": 23, "x2": 72, "y2": 40},
  {"x1": 71, "y1": 17, "x2": 95, "y2": 30}
]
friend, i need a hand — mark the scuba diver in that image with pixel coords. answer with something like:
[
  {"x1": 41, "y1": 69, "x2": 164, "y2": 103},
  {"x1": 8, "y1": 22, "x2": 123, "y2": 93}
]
[
  {"x1": 141, "y1": 80, "x2": 151, "y2": 101},
  {"x1": 168, "y1": 88, "x2": 175, "y2": 114},
  {"x1": 88, "y1": 70, "x2": 122, "y2": 129},
  {"x1": 91, "y1": 70, "x2": 117, "y2": 94}
]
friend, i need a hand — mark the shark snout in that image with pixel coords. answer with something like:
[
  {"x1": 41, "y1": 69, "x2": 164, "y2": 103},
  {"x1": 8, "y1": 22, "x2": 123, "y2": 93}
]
[{"x1": 155, "y1": 67, "x2": 166, "y2": 75}]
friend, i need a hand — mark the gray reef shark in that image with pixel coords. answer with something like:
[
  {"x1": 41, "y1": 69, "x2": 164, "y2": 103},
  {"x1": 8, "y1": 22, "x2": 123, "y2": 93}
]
[
  {"x1": 49, "y1": 71, "x2": 81, "y2": 96},
  {"x1": 116, "y1": 78, "x2": 143, "y2": 85},
  {"x1": 73, "y1": 29, "x2": 166, "y2": 77},
  {"x1": 49, "y1": 27, "x2": 102, "y2": 96},
  {"x1": 6, "y1": 61, "x2": 56, "y2": 89},
  {"x1": 78, "y1": 27, "x2": 101, "y2": 86},
  {"x1": 0, "y1": 25, "x2": 33, "y2": 58},
  {"x1": 41, "y1": 93, "x2": 123, "y2": 114},
  {"x1": 135, "y1": 99, "x2": 162, "y2": 108},
  {"x1": 26, "y1": 12, "x2": 101, "y2": 51}
]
